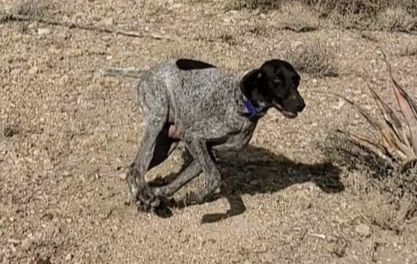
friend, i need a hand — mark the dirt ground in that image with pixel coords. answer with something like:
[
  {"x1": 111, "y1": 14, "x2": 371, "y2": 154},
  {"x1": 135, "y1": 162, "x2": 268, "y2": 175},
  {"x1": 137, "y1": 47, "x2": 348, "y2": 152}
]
[{"x1": 1, "y1": 0, "x2": 417, "y2": 263}]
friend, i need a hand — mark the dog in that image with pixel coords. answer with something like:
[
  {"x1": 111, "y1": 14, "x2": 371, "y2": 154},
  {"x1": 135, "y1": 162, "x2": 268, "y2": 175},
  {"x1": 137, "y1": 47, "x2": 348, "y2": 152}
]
[{"x1": 102, "y1": 58, "x2": 305, "y2": 216}]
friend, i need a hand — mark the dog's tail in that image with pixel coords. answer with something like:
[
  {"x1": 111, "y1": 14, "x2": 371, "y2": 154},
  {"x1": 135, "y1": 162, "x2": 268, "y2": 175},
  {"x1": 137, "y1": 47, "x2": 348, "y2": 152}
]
[{"x1": 99, "y1": 67, "x2": 145, "y2": 78}]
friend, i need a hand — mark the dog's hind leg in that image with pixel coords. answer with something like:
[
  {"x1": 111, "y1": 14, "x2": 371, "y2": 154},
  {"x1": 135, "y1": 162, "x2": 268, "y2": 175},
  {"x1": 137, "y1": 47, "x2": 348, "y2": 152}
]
[
  {"x1": 127, "y1": 121, "x2": 165, "y2": 212},
  {"x1": 148, "y1": 123, "x2": 178, "y2": 170},
  {"x1": 127, "y1": 93, "x2": 173, "y2": 213}
]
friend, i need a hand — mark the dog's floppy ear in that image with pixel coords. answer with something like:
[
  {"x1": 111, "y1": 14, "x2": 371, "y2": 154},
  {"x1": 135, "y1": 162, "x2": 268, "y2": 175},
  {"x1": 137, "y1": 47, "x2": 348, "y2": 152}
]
[{"x1": 240, "y1": 69, "x2": 265, "y2": 98}]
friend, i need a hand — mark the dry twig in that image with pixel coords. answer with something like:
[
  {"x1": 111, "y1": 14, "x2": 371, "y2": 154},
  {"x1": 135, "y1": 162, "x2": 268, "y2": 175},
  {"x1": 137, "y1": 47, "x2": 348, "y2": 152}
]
[{"x1": 0, "y1": 12, "x2": 176, "y2": 41}]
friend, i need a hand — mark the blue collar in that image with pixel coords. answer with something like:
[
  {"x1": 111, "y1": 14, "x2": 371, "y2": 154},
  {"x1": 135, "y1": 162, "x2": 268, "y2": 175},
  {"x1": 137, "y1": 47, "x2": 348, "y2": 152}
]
[{"x1": 242, "y1": 95, "x2": 259, "y2": 118}]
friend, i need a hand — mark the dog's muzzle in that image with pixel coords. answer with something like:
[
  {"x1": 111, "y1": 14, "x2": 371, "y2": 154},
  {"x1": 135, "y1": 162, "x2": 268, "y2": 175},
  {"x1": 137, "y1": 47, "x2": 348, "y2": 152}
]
[{"x1": 273, "y1": 93, "x2": 305, "y2": 119}]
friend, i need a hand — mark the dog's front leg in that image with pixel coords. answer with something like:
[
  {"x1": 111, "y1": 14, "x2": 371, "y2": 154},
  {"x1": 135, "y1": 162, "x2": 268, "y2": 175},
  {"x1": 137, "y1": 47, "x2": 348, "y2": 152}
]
[{"x1": 183, "y1": 139, "x2": 221, "y2": 205}]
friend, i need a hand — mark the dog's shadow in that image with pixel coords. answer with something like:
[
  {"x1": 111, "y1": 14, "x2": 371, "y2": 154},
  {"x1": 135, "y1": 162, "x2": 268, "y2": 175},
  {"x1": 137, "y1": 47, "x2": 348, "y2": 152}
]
[{"x1": 151, "y1": 144, "x2": 344, "y2": 223}]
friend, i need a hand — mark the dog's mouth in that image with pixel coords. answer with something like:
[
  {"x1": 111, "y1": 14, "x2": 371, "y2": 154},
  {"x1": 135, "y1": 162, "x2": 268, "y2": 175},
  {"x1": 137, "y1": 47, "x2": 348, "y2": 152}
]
[{"x1": 272, "y1": 101, "x2": 298, "y2": 119}]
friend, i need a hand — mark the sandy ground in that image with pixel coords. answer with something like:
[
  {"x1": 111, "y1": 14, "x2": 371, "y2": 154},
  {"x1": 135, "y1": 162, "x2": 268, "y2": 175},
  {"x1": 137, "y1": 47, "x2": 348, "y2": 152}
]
[{"x1": 1, "y1": 0, "x2": 417, "y2": 263}]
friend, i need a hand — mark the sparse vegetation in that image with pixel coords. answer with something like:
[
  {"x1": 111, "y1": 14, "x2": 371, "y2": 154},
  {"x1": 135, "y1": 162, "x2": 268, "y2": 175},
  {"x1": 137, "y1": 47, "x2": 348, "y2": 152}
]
[
  {"x1": 227, "y1": 0, "x2": 281, "y2": 10},
  {"x1": 284, "y1": 38, "x2": 339, "y2": 77},
  {"x1": 324, "y1": 52, "x2": 417, "y2": 230},
  {"x1": 228, "y1": 0, "x2": 417, "y2": 31},
  {"x1": 16, "y1": 0, "x2": 42, "y2": 17},
  {"x1": 377, "y1": 6, "x2": 417, "y2": 32},
  {"x1": 274, "y1": 1, "x2": 320, "y2": 32}
]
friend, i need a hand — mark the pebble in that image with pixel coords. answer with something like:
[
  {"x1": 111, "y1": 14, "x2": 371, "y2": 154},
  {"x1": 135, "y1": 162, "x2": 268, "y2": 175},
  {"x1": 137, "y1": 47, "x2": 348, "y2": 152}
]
[
  {"x1": 28, "y1": 66, "x2": 39, "y2": 75},
  {"x1": 354, "y1": 113, "x2": 361, "y2": 119},
  {"x1": 355, "y1": 223, "x2": 371, "y2": 237},
  {"x1": 10, "y1": 68, "x2": 21, "y2": 76},
  {"x1": 21, "y1": 238, "x2": 32, "y2": 251},
  {"x1": 72, "y1": 12, "x2": 84, "y2": 23},
  {"x1": 57, "y1": 31, "x2": 71, "y2": 40},
  {"x1": 65, "y1": 253, "x2": 73, "y2": 261},
  {"x1": 118, "y1": 173, "x2": 127, "y2": 180},
  {"x1": 99, "y1": 17, "x2": 114, "y2": 27},
  {"x1": 37, "y1": 28, "x2": 51, "y2": 35},
  {"x1": 59, "y1": 75, "x2": 69, "y2": 86},
  {"x1": 44, "y1": 158, "x2": 54, "y2": 170}
]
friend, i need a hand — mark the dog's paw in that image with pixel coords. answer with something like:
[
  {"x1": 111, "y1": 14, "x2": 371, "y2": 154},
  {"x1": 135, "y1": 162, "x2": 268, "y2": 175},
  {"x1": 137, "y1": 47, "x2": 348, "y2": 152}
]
[
  {"x1": 135, "y1": 186, "x2": 176, "y2": 218},
  {"x1": 152, "y1": 186, "x2": 166, "y2": 197},
  {"x1": 153, "y1": 197, "x2": 173, "y2": 218},
  {"x1": 134, "y1": 185, "x2": 161, "y2": 212}
]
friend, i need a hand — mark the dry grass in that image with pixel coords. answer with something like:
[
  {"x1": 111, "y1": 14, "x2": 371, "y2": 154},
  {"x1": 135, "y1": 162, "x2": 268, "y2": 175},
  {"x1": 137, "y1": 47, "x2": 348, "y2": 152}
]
[
  {"x1": 284, "y1": 38, "x2": 339, "y2": 77},
  {"x1": 274, "y1": 1, "x2": 320, "y2": 31},
  {"x1": 228, "y1": 0, "x2": 417, "y2": 31},
  {"x1": 324, "y1": 133, "x2": 417, "y2": 232},
  {"x1": 227, "y1": 0, "x2": 281, "y2": 10},
  {"x1": 377, "y1": 6, "x2": 417, "y2": 32},
  {"x1": 16, "y1": 0, "x2": 43, "y2": 17}
]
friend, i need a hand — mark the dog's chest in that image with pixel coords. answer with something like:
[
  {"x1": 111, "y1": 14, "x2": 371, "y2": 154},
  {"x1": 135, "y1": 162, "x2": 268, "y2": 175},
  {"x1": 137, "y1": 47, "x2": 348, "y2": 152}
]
[{"x1": 227, "y1": 119, "x2": 256, "y2": 147}]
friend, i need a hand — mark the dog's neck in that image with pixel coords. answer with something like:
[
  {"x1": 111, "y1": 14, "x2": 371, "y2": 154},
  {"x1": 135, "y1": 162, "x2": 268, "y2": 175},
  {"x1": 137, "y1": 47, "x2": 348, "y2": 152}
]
[
  {"x1": 238, "y1": 70, "x2": 269, "y2": 119},
  {"x1": 240, "y1": 93, "x2": 266, "y2": 119},
  {"x1": 239, "y1": 86, "x2": 268, "y2": 120}
]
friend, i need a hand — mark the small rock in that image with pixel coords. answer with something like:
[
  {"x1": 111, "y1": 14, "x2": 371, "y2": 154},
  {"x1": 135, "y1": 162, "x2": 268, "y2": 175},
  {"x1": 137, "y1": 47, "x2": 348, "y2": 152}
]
[
  {"x1": 118, "y1": 173, "x2": 127, "y2": 180},
  {"x1": 57, "y1": 31, "x2": 71, "y2": 40},
  {"x1": 59, "y1": 75, "x2": 69, "y2": 86},
  {"x1": 101, "y1": 35, "x2": 112, "y2": 42},
  {"x1": 72, "y1": 12, "x2": 84, "y2": 23},
  {"x1": 28, "y1": 22, "x2": 38, "y2": 29},
  {"x1": 65, "y1": 253, "x2": 73, "y2": 261},
  {"x1": 21, "y1": 238, "x2": 32, "y2": 251},
  {"x1": 292, "y1": 40, "x2": 304, "y2": 48},
  {"x1": 44, "y1": 158, "x2": 54, "y2": 170},
  {"x1": 355, "y1": 223, "x2": 371, "y2": 237},
  {"x1": 99, "y1": 17, "x2": 114, "y2": 27},
  {"x1": 28, "y1": 66, "x2": 39, "y2": 75},
  {"x1": 332, "y1": 237, "x2": 348, "y2": 257},
  {"x1": 48, "y1": 46, "x2": 59, "y2": 54},
  {"x1": 8, "y1": 238, "x2": 20, "y2": 245},
  {"x1": 37, "y1": 28, "x2": 51, "y2": 35},
  {"x1": 354, "y1": 113, "x2": 361, "y2": 120},
  {"x1": 10, "y1": 68, "x2": 21, "y2": 76}
]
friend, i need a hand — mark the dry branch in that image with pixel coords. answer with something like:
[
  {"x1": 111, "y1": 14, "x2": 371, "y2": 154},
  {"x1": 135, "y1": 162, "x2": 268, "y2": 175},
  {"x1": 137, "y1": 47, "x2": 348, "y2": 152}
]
[
  {"x1": 278, "y1": 25, "x2": 318, "y2": 33},
  {"x1": 99, "y1": 67, "x2": 145, "y2": 78},
  {"x1": 0, "y1": 12, "x2": 176, "y2": 41}
]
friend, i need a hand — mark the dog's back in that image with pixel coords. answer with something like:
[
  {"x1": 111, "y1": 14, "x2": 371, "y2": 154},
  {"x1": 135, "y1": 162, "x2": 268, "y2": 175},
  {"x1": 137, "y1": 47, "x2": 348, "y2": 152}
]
[{"x1": 138, "y1": 59, "x2": 244, "y2": 132}]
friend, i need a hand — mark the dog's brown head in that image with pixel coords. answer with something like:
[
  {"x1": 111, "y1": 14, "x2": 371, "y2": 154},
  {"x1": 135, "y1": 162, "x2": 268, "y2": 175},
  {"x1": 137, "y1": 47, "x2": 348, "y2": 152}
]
[{"x1": 241, "y1": 59, "x2": 305, "y2": 119}]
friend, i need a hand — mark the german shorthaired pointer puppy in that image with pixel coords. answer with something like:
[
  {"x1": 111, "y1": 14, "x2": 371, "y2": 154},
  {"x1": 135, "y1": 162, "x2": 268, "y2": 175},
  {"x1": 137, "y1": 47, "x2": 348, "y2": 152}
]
[{"x1": 102, "y1": 58, "x2": 305, "y2": 216}]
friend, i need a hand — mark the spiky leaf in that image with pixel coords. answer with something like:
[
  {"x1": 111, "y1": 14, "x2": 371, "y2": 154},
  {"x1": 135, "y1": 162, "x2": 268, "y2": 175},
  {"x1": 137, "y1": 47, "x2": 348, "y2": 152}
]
[
  {"x1": 382, "y1": 51, "x2": 417, "y2": 157},
  {"x1": 363, "y1": 80, "x2": 415, "y2": 158},
  {"x1": 331, "y1": 92, "x2": 409, "y2": 160}
]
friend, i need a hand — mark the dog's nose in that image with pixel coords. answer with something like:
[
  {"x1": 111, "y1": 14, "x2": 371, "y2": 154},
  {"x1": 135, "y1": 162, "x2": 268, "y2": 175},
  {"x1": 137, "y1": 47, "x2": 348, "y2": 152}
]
[{"x1": 297, "y1": 100, "x2": 306, "y2": 112}]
